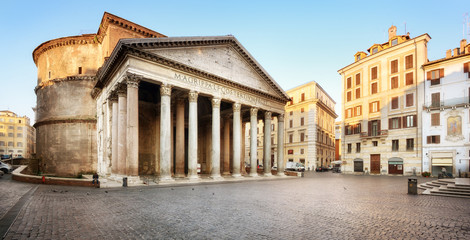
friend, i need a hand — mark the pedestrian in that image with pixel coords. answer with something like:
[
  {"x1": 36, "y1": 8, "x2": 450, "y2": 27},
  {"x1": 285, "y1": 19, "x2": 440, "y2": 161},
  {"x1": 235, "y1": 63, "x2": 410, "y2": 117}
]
[{"x1": 92, "y1": 173, "x2": 99, "y2": 187}]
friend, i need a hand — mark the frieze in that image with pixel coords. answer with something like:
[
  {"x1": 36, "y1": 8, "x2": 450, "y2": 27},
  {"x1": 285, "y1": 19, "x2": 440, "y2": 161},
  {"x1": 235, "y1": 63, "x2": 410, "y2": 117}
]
[{"x1": 174, "y1": 73, "x2": 269, "y2": 107}]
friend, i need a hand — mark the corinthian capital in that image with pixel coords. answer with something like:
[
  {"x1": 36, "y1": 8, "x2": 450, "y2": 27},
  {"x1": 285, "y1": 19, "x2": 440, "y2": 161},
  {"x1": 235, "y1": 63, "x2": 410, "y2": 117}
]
[
  {"x1": 212, "y1": 98, "x2": 221, "y2": 108},
  {"x1": 160, "y1": 84, "x2": 172, "y2": 96},
  {"x1": 277, "y1": 114, "x2": 284, "y2": 122},
  {"x1": 264, "y1": 111, "x2": 272, "y2": 120},
  {"x1": 188, "y1": 91, "x2": 198, "y2": 103},
  {"x1": 126, "y1": 73, "x2": 142, "y2": 89},
  {"x1": 250, "y1": 108, "x2": 258, "y2": 116},
  {"x1": 232, "y1": 103, "x2": 241, "y2": 112}
]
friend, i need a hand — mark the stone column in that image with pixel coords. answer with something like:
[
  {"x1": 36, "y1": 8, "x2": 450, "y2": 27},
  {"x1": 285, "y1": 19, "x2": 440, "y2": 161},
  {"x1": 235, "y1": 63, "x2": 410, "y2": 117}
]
[
  {"x1": 232, "y1": 103, "x2": 242, "y2": 177},
  {"x1": 249, "y1": 108, "x2": 258, "y2": 177},
  {"x1": 159, "y1": 84, "x2": 173, "y2": 181},
  {"x1": 126, "y1": 75, "x2": 140, "y2": 176},
  {"x1": 187, "y1": 91, "x2": 199, "y2": 180},
  {"x1": 263, "y1": 111, "x2": 272, "y2": 176},
  {"x1": 117, "y1": 84, "x2": 127, "y2": 175},
  {"x1": 175, "y1": 98, "x2": 185, "y2": 178},
  {"x1": 223, "y1": 117, "x2": 230, "y2": 175},
  {"x1": 110, "y1": 94, "x2": 118, "y2": 174},
  {"x1": 277, "y1": 114, "x2": 285, "y2": 176},
  {"x1": 210, "y1": 98, "x2": 222, "y2": 179}
]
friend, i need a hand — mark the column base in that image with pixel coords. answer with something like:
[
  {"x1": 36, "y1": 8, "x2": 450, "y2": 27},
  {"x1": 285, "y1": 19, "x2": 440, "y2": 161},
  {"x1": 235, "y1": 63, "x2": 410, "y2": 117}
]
[
  {"x1": 210, "y1": 174, "x2": 224, "y2": 180},
  {"x1": 248, "y1": 172, "x2": 259, "y2": 177},
  {"x1": 231, "y1": 173, "x2": 242, "y2": 178},
  {"x1": 263, "y1": 173, "x2": 273, "y2": 177},
  {"x1": 186, "y1": 174, "x2": 200, "y2": 181},
  {"x1": 157, "y1": 175, "x2": 175, "y2": 183},
  {"x1": 277, "y1": 172, "x2": 287, "y2": 177},
  {"x1": 174, "y1": 173, "x2": 186, "y2": 178}
]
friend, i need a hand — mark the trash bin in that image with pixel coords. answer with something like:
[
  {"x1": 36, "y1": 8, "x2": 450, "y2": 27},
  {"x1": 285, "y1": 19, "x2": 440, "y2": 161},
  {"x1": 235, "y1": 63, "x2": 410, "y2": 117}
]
[
  {"x1": 123, "y1": 177, "x2": 128, "y2": 187},
  {"x1": 408, "y1": 178, "x2": 417, "y2": 195}
]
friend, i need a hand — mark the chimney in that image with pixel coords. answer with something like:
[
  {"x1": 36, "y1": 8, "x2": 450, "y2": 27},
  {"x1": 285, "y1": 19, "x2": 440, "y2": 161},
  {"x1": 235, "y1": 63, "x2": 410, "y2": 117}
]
[
  {"x1": 461, "y1": 39, "x2": 467, "y2": 54},
  {"x1": 453, "y1": 48, "x2": 460, "y2": 56},
  {"x1": 446, "y1": 49, "x2": 452, "y2": 58},
  {"x1": 388, "y1": 25, "x2": 397, "y2": 40}
]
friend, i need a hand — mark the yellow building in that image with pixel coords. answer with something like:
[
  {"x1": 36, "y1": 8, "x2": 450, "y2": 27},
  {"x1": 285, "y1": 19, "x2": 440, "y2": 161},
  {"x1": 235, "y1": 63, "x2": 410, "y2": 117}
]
[
  {"x1": 246, "y1": 81, "x2": 337, "y2": 171},
  {"x1": 0, "y1": 110, "x2": 36, "y2": 158},
  {"x1": 338, "y1": 26, "x2": 430, "y2": 175}
]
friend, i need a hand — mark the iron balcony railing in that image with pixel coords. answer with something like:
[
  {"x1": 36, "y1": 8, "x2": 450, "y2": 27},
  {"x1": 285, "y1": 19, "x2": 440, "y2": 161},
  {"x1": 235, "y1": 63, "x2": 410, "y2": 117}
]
[{"x1": 424, "y1": 97, "x2": 470, "y2": 109}]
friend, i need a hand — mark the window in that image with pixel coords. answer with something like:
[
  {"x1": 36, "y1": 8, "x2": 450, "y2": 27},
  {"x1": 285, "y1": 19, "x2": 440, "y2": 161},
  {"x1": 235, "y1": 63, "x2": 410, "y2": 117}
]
[
  {"x1": 300, "y1": 117, "x2": 304, "y2": 126},
  {"x1": 355, "y1": 73, "x2": 361, "y2": 85},
  {"x1": 300, "y1": 108, "x2": 304, "y2": 113},
  {"x1": 356, "y1": 143, "x2": 361, "y2": 153},
  {"x1": 404, "y1": 115, "x2": 416, "y2": 128},
  {"x1": 391, "y1": 76, "x2": 399, "y2": 89},
  {"x1": 406, "y1": 93, "x2": 414, "y2": 107},
  {"x1": 347, "y1": 144, "x2": 352, "y2": 153},
  {"x1": 369, "y1": 120, "x2": 380, "y2": 136},
  {"x1": 345, "y1": 108, "x2": 352, "y2": 118},
  {"x1": 301, "y1": 93, "x2": 305, "y2": 102},
  {"x1": 372, "y1": 47, "x2": 378, "y2": 54},
  {"x1": 372, "y1": 141, "x2": 378, "y2": 147},
  {"x1": 389, "y1": 117, "x2": 401, "y2": 129},
  {"x1": 289, "y1": 134, "x2": 293, "y2": 143},
  {"x1": 17, "y1": 142, "x2": 23, "y2": 147},
  {"x1": 300, "y1": 132, "x2": 305, "y2": 142},
  {"x1": 406, "y1": 139, "x2": 414, "y2": 151},
  {"x1": 369, "y1": 101, "x2": 379, "y2": 113},
  {"x1": 371, "y1": 66, "x2": 378, "y2": 80},
  {"x1": 405, "y1": 55, "x2": 413, "y2": 69},
  {"x1": 431, "y1": 93, "x2": 440, "y2": 107},
  {"x1": 290, "y1": 111, "x2": 293, "y2": 116},
  {"x1": 78, "y1": 67, "x2": 82, "y2": 74},
  {"x1": 17, "y1": 127, "x2": 23, "y2": 130},
  {"x1": 347, "y1": 77, "x2": 352, "y2": 89},
  {"x1": 392, "y1": 140, "x2": 399, "y2": 151},
  {"x1": 406, "y1": 72, "x2": 414, "y2": 85},
  {"x1": 391, "y1": 60, "x2": 398, "y2": 74},
  {"x1": 8, "y1": 133, "x2": 13, "y2": 137},
  {"x1": 288, "y1": 149, "x2": 293, "y2": 155},
  {"x1": 427, "y1": 135, "x2": 440, "y2": 144},
  {"x1": 0, "y1": 141, "x2": 4, "y2": 146},
  {"x1": 347, "y1": 91, "x2": 352, "y2": 102},
  {"x1": 371, "y1": 82, "x2": 378, "y2": 94},
  {"x1": 427, "y1": 69, "x2": 444, "y2": 85},
  {"x1": 17, "y1": 133, "x2": 23, "y2": 138},
  {"x1": 391, "y1": 39, "x2": 398, "y2": 46},
  {"x1": 289, "y1": 120, "x2": 293, "y2": 128},
  {"x1": 391, "y1": 97, "x2": 399, "y2": 110},
  {"x1": 355, "y1": 88, "x2": 361, "y2": 99},
  {"x1": 8, "y1": 126, "x2": 13, "y2": 129},
  {"x1": 48, "y1": 71, "x2": 51, "y2": 79},
  {"x1": 353, "y1": 123, "x2": 361, "y2": 134},
  {"x1": 0, "y1": 133, "x2": 4, "y2": 137},
  {"x1": 271, "y1": 137, "x2": 274, "y2": 145},
  {"x1": 271, "y1": 124, "x2": 275, "y2": 131},
  {"x1": 8, "y1": 142, "x2": 13, "y2": 146},
  {"x1": 355, "y1": 106, "x2": 362, "y2": 116},
  {"x1": 300, "y1": 149, "x2": 304, "y2": 154},
  {"x1": 464, "y1": 62, "x2": 470, "y2": 78},
  {"x1": 431, "y1": 113, "x2": 440, "y2": 126}
]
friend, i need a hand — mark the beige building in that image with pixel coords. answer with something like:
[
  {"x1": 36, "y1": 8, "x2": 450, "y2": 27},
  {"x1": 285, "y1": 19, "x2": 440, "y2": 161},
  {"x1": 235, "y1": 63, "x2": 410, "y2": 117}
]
[
  {"x1": 338, "y1": 26, "x2": 429, "y2": 175},
  {"x1": 246, "y1": 81, "x2": 337, "y2": 171},
  {"x1": 0, "y1": 110, "x2": 35, "y2": 158}
]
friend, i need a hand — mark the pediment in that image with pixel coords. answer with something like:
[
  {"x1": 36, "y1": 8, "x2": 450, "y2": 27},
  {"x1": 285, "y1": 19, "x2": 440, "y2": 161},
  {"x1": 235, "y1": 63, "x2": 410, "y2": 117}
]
[{"x1": 121, "y1": 36, "x2": 289, "y2": 100}]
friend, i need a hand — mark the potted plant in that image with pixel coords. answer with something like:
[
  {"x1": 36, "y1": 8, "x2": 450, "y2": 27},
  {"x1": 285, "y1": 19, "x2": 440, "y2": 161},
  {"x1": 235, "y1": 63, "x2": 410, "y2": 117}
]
[{"x1": 421, "y1": 171, "x2": 431, "y2": 177}]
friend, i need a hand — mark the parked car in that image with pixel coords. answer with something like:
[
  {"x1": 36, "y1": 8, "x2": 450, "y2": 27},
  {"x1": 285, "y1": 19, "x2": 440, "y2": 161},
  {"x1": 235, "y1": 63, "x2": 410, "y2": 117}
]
[
  {"x1": 285, "y1": 162, "x2": 305, "y2": 172},
  {"x1": 315, "y1": 166, "x2": 328, "y2": 172},
  {"x1": 0, "y1": 160, "x2": 12, "y2": 174}
]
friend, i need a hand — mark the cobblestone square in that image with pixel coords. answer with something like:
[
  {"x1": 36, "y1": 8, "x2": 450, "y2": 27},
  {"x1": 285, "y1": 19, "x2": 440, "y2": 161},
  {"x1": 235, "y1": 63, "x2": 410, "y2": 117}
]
[{"x1": 1, "y1": 173, "x2": 469, "y2": 239}]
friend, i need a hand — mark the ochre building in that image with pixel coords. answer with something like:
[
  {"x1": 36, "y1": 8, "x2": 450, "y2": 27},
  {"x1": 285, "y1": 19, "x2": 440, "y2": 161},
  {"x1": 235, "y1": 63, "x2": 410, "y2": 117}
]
[
  {"x1": 338, "y1": 26, "x2": 429, "y2": 176},
  {"x1": 33, "y1": 12, "x2": 290, "y2": 181},
  {"x1": 0, "y1": 110, "x2": 35, "y2": 158}
]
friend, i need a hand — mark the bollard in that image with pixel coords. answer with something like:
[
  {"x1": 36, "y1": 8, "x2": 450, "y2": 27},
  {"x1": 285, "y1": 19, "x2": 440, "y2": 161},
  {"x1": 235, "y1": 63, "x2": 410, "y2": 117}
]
[
  {"x1": 123, "y1": 177, "x2": 128, "y2": 187},
  {"x1": 408, "y1": 178, "x2": 417, "y2": 195}
]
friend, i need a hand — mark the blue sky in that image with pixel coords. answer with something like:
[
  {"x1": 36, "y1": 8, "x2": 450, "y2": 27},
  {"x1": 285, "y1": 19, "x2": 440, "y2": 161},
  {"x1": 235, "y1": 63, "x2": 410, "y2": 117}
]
[{"x1": 0, "y1": 0, "x2": 469, "y2": 123}]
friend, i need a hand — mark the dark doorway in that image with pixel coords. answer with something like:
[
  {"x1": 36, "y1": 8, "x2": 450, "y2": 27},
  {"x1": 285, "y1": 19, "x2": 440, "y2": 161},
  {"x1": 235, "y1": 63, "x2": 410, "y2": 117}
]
[{"x1": 370, "y1": 154, "x2": 380, "y2": 174}]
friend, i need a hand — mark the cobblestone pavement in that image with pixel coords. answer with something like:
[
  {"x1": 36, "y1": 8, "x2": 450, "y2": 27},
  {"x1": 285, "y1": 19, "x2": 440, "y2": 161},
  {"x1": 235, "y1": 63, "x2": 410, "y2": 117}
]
[
  {"x1": 2, "y1": 172, "x2": 469, "y2": 239},
  {"x1": 0, "y1": 174, "x2": 35, "y2": 219}
]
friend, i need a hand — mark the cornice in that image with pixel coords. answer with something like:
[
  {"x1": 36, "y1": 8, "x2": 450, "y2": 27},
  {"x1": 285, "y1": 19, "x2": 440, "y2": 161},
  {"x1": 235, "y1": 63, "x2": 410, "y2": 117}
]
[
  {"x1": 93, "y1": 38, "x2": 290, "y2": 104},
  {"x1": 33, "y1": 35, "x2": 97, "y2": 64},
  {"x1": 35, "y1": 76, "x2": 95, "y2": 94},
  {"x1": 34, "y1": 117, "x2": 97, "y2": 128}
]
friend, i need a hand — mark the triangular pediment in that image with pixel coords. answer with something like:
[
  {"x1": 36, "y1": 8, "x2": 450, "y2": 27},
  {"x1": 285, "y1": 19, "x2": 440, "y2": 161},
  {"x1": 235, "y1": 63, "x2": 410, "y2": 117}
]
[{"x1": 119, "y1": 36, "x2": 289, "y2": 100}]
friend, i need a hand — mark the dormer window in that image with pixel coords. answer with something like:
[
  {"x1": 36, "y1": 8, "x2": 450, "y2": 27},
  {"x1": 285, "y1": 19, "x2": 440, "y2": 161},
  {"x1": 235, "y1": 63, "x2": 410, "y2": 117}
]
[
  {"x1": 391, "y1": 39, "x2": 398, "y2": 46},
  {"x1": 372, "y1": 48, "x2": 378, "y2": 54},
  {"x1": 357, "y1": 55, "x2": 361, "y2": 61}
]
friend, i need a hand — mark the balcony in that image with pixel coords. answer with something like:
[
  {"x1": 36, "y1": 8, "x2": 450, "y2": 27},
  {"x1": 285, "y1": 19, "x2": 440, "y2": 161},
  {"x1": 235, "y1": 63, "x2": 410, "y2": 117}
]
[
  {"x1": 360, "y1": 130, "x2": 388, "y2": 139},
  {"x1": 424, "y1": 97, "x2": 470, "y2": 111}
]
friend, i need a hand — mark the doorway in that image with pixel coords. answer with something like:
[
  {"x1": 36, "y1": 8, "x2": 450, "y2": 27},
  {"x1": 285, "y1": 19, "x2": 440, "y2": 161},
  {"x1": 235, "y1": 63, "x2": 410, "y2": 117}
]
[{"x1": 370, "y1": 154, "x2": 380, "y2": 174}]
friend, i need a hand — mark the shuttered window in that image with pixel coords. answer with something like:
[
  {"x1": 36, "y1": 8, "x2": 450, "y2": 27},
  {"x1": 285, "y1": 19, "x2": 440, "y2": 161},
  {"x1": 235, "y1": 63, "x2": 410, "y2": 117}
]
[
  {"x1": 371, "y1": 82, "x2": 378, "y2": 94},
  {"x1": 431, "y1": 93, "x2": 440, "y2": 107},
  {"x1": 371, "y1": 67, "x2": 378, "y2": 80},
  {"x1": 389, "y1": 117, "x2": 401, "y2": 129},
  {"x1": 427, "y1": 135, "x2": 440, "y2": 144},
  {"x1": 355, "y1": 106, "x2": 362, "y2": 116},
  {"x1": 347, "y1": 77, "x2": 352, "y2": 89},
  {"x1": 431, "y1": 113, "x2": 440, "y2": 126},
  {"x1": 391, "y1": 76, "x2": 399, "y2": 89},
  {"x1": 391, "y1": 97, "x2": 399, "y2": 110},
  {"x1": 403, "y1": 115, "x2": 417, "y2": 128},
  {"x1": 301, "y1": 93, "x2": 305, "y2": 102},
  {"x1": 406, "y1": 93, "x2": 413, "y2": 107},
  {"x1": 355, "y1": 88, "x2": 361, "y2": 99},
  {"x1": 405, "y1": 55, "x2": 413, "y2": 69},
  {"x1": 347, "y1": 91, "x2": 352, "y2": 102},
  {"x1": 355, "y1": 73, "x2": 361, "y2": 85},
  {"x1": 391, "y1": 60, "x2": 398, "y2": 74},
  {"x1": 406, "y1": 72, "x2": 413, "y2": 85},
  {"x1": 369, "y1": 101, "x2": 379, "y2": 113},
  {"x1": 464, "y1": 62, "x2": 470, "y2": 78}
]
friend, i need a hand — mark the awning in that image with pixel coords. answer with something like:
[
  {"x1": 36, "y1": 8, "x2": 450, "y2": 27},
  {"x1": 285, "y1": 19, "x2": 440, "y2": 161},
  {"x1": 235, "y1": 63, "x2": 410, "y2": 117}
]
[
  {"x1": 431, "y1": 158, "x2": 453, "y2": 166},
  {"x1": 388, "y1": 161, "x2": 403, "y2": 165}
]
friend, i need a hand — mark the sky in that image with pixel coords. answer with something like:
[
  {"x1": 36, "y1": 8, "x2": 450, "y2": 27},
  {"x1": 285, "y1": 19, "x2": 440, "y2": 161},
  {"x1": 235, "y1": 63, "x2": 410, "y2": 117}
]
[{"x1": 0, "y1": 0, "x2": 469, "y2": 123}]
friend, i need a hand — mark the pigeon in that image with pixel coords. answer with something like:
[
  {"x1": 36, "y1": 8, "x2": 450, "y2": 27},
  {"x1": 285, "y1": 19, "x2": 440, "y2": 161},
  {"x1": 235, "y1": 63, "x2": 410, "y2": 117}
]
[
  {"x1": 343, "y1": 187, "x2": 347, "y2": 190},
  {"x1": 105, "y1": 191, "x2": 108, "y2": 193},
  {"x1": 192, "y1": 188, "x2": 194, "y2": 190},
  {"x1": 87, "y1": 192, "x2": 90, "y2": 195}
]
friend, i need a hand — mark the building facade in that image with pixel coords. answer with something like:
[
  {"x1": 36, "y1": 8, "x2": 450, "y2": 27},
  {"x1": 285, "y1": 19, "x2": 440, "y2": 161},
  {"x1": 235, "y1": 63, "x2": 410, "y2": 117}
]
[
  {"x1": 335, "y1": 121, "x2": 341, "y2": 161},
  {"x1": 0, "y1": 111, "x2": 35, "y2": 158},
  {"x1": 34, "y1": 12, "x2": 290, "y2": 181},
  {"x1": 247, "y1": 81, "x2": 337, "y2": 171},
  {"x1": 422, "y1": 39, "x2": 470, "y2": 176},
  {"x1": 338, "y1": 26, "x2": 429, "y2": 175}
]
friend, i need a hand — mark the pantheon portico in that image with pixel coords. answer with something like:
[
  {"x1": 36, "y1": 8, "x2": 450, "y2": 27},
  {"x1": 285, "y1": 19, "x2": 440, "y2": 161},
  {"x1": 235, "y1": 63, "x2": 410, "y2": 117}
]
[{"x1": 92, "y1": 36, "x2": 290, "y2": 183}]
